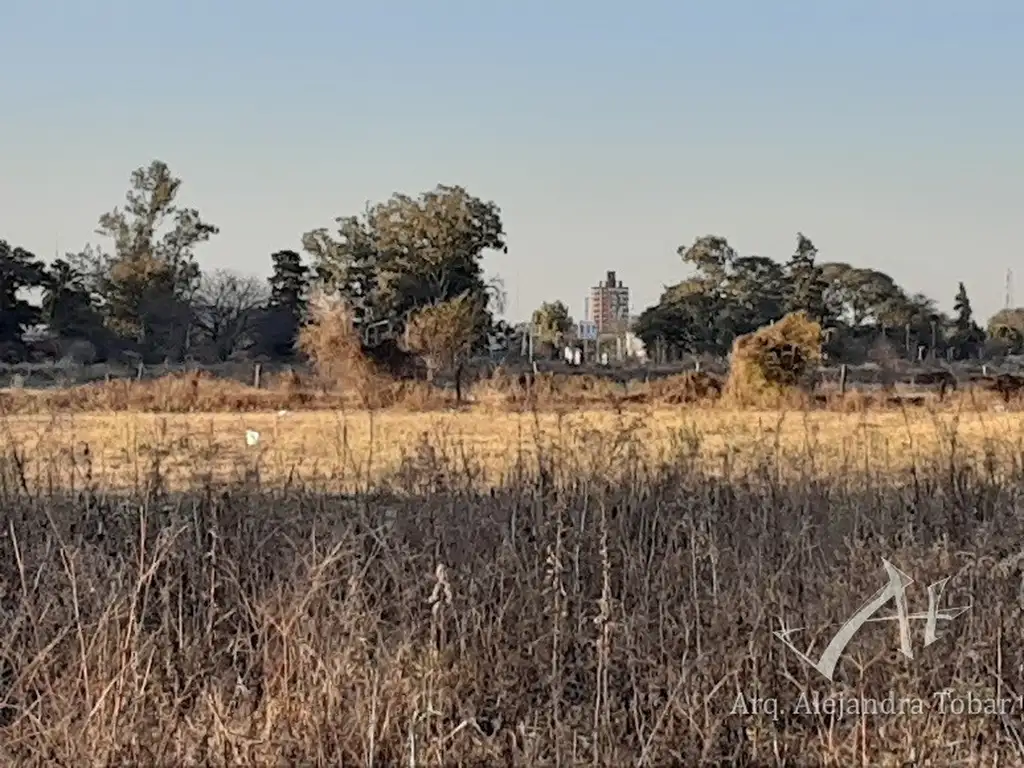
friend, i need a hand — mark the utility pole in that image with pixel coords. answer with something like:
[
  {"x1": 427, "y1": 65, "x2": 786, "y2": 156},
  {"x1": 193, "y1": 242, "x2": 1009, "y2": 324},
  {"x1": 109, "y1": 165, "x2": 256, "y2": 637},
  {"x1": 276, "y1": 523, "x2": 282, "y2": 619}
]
[{"x1": 1007, "y1": 268, "x2": 1015, "y2": 309}]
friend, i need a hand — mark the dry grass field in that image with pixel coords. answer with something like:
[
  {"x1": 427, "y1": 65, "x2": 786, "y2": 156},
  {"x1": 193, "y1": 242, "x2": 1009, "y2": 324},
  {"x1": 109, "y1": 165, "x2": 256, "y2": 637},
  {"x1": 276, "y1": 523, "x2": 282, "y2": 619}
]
[
  {"x1": 3, "y1": 400, "x2": 1024, "y2": 764},
  {"x1": 3, "y1": 404, "x2": 1024, "y2": 492}
]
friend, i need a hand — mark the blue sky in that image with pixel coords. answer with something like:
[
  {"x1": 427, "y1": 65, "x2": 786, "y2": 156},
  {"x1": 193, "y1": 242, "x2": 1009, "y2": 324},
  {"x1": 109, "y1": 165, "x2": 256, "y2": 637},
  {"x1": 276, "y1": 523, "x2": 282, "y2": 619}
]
[{"x1": 2, "y1": 1, "x2": 1022, "y2": 323}]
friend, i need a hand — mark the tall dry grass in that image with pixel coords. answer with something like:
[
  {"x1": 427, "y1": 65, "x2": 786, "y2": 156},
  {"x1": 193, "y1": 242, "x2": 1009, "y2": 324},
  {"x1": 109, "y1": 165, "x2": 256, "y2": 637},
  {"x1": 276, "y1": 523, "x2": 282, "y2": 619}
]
[
  {"x1": 0, "y1": 408, "x2": 1023, "y2": 764},
  {"x1": 2, "y1": 366, "x2": 1024, "y2": 416}
]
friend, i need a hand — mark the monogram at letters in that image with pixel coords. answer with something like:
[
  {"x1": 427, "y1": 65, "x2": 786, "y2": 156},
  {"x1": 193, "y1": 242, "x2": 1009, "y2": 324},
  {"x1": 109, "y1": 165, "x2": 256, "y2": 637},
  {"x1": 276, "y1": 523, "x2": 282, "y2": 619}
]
[{"x1": 774, "y1": 559, "x2": 971, "y2": 681}]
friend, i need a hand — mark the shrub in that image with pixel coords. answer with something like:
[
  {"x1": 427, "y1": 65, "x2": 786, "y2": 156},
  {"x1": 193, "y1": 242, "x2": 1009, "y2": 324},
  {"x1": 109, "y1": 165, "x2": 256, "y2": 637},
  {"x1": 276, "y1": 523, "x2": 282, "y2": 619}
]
[
  {"x1": 726, "y1": 311, "x2": 822, "y2": 404},
  {"x1": 297, "y1": 290, "x2": 391, "y2": 406},
  {"x1": 650, "y1": 371, "x2": 724, "y2": 404},
  {"x1": 405, "y1": 292, "x2": 486, "y2": 401}
]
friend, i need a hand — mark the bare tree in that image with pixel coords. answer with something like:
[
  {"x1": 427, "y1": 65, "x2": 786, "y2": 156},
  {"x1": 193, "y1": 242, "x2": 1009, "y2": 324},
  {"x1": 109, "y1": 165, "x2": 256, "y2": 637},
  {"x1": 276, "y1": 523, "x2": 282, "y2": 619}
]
[{"x1": 192, "y1": 270, "x2": 268, "y2": 361}]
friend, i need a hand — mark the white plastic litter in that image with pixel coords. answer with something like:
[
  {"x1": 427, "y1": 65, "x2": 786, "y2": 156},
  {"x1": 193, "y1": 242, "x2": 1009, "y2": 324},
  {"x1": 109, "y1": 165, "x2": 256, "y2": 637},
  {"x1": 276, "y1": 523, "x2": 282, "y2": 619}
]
[{"x1": 245, "y1": 430, "x2": 260, "y2": 446}]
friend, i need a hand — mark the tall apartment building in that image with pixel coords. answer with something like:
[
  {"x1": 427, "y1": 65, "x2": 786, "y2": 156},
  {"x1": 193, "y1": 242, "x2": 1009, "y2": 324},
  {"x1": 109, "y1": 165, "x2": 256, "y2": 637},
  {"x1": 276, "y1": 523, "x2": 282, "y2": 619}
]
[{"x1": 588, "y1": 270, "x2": 630, "y2": 333}]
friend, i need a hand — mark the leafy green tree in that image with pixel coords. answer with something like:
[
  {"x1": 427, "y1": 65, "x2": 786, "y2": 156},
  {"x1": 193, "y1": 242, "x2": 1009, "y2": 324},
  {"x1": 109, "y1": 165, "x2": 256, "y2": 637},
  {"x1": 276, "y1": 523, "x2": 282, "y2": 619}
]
[
  {"x1": 0, "y1": 241, "x2": 46, "y2": 359},
  {"x1": 259, "y1": 249, "x2": 311, "y2": 358},
  {"x1": 723, "y1": 255, "x2": 786, "y2": 334},
  {"x1": 815, "y1": 260, "x2": 954, "y2": 360},
  {"x1": 671, "y1": 236, "x2": 777, "y2": 351},
  {"x1": 678, "y1": 235, "x2": 736, "y2": 293},
  {"x1": 634, "y1": 280, "x2": 723, "y2": 357},
  {"x1": 669, "y1": 236, "x2": 787, "y2": 350},
  {"x1": 640, "y1": 232, "x2": 946, "y2": 363},
  {"x1": 302, "y1": 185, "x2": 507, "y2": 339},
  {"x1": 268, "y1": 250, "x2": 310, "y2": 314},
  {"x1": 986, "y1": 308, "x2": 1024, "y2": 355},
  {"x1": 40, "y1": 258, "x2": 107, "y2": 357},
  {"x1": 41, "y1": 259, "x2": 97, "y2": 336},
  {"x1": 72, "y1": 160, "x2": 218, "y2": 361},
  {"x1": 949, "y1": 282, "x2": 984, "y2": 359},
  {"x1": 820, "y1": 264, "x2": 904, "y2": 329},
  {"x1": 531, "y1": 300, "x2": 574, "y2": 356},
  {"x1": 782, "y1": 233, "x2": 830, "y2": 324},
  {"x1": 886, "y1": 292, "x2": 947, "y2": 357},
  {"x1": 301, "y1": 211, "x2": 378, "y2": 321}
]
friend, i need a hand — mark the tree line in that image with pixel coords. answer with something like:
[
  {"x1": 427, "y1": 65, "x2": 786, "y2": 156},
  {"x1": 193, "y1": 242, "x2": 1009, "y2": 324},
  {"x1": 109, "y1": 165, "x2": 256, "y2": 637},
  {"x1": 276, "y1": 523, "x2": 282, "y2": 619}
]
[
  {"x1": 633, "y1": 235, "x2": 1002, "y2": 364},
  {"x1": 0, "y1": 160, "x2": 509, "y2": 368},
  {"x1": 2, "y1": 159, "x2": 1023, "y2": 370},
  {"x1": 530, "y1": 240, "x2": 1022, "y2": 364}
]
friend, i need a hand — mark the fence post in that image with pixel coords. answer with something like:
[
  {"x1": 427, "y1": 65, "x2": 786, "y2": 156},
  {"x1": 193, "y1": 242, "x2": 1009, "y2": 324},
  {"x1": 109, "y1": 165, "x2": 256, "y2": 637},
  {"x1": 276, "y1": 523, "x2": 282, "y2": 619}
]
[
  {"x1": 253, "y1": 363, "x2": 262, "y2": 389},
  {"x1": 839, "y1": 363, "x2": 848, "y2": 397}
]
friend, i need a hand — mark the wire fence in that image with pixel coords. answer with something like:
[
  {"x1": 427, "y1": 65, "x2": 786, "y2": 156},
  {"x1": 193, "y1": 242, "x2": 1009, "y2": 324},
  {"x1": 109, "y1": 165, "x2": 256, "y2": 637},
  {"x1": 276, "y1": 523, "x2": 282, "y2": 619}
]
[{"x1": 1, "y1": 354, "x2": 1022, "y2": 392}]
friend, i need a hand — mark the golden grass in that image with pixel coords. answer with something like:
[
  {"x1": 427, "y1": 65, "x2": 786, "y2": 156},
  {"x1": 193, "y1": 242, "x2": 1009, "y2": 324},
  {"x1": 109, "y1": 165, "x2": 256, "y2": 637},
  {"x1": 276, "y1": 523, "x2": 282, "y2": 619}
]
[{"x1": 2, "y1": 405, "x2": 1024, "y2": 492}]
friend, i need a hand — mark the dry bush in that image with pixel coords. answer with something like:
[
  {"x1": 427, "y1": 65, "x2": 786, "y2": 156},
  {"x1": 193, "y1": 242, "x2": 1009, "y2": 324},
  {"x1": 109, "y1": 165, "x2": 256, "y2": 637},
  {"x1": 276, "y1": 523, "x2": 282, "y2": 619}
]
[
  {"x1": 968, "y1": 373, "x2": 1024, "y2": 404},
  {"x1": 910, "y1": 369, "x2": 958, "y2": 399},
  {"x1": 469, "y1": 366, "x2": 525, "y2": 409},
  {"x1": 0, "y1": 371, "x2": 249, "y2": 413},
  {"x1": 297, "y1": 291, "x2": 397, "y2": 407},
  {"x1": 405, "y1": 294, "x2": 479, "y2": 371},
  {"x1": 726, "y1": 311, "x2": 822, "y2": 405},
  {"x1": 0, "y1": 369, "x2": 446, "y2": 415},
  {"x1": 7, "y1": 349, "x2": 1024, "y2": 418},
  {"x1": 471, "y1": 366, "x2": 554, "y2": 410},
  {"x1": 294, "y1": 290, "x2": 442, "y2": 409},
  {"x1": 405, "y1": 292, "x2": 484, "y2": 402},
  {"x1": 266, "y1": 366, "x2": 307, "y2": 397},
  {"x1": 813, "y1": 388, "x2": 888, "y2": 412},
  {"x1": 532, "y1": 373, "x2": 622, "y2": 406},
  {"x1": 486, "y1": 372, "x2": 629, "y2": 411},
  {"x1": 0, "y1": 370, "x2": 329, "y2": 414},
  {"x1": 0, "y1": 414, "x2": 1021, "y2": 764},
  {"x1": 647, "y1": 371, "x2": 724, "y2": 404}
]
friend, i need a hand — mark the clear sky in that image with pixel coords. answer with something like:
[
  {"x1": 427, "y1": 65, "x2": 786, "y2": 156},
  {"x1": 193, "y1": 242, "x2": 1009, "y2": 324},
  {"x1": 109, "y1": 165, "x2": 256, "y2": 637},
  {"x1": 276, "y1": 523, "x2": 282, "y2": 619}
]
[{"x1": 2, "y1": 1, "x2": 1021, "y2": 324}]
